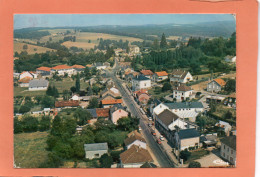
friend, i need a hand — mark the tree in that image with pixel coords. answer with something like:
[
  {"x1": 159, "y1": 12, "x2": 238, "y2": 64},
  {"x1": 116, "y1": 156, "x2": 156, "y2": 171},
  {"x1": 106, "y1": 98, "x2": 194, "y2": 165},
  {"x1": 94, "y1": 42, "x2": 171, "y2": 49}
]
[
  {"x1": 224, "y1": 111, "x2": 233, "y2": 120},
  {"x1": 88, "y1": 97, "x2": 99, "y2": 108},
  {"x1": 162, "y1": 82, "x2": 172, "y2": 91},
  {"x1": 41, "y1": 95, "x2": 55, "y2": 108},
  {"x1": 39, "y1": 116, "x2": 51, "y2": 131},
  {"x1": 70, "y1": 86, "x2": 76, "y2": 93},
  {"x1": 180, "y1": 149, "x2": 191, "y2": 162},
  {"x1": 188, "y1": 161, "x2": 201, "y2": 168},
  {"x1": 21, "y1": 116, "x2": 39, "y2": 132},
  {"x1": 152, "y1": 39, "x2": 160, "y2": 50},
  {"x1": 74, "y1": 108, "x2": 92, "y2": 125},
  {"x1": 84, "y1": 67, "x2": 91, "y2": 80},
  {"x1": 23, "y1": 44, "x2": 28, "y2": 50},
  {"x1": 225, "y1": 79, "x2": 236, "y2": 93},
  {"x1": 14, "y1": 117, "x2": 23, "y2": 133},
  {"x1": 100, "y1": 154, "x2": 113, "y2": 168},
  {"x1": 75, "y1": 73, "x2": 80, "y2": 93},
  {"x1": 160, "y1": 33, "x2": 168, "y2": 49},
  {"x1": 19, "y1": 105, "x2": 30, "y2": 114}
]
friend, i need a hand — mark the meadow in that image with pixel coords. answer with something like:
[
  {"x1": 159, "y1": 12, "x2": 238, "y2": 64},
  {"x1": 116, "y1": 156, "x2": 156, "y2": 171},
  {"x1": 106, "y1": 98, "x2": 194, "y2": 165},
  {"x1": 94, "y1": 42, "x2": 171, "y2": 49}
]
[{"x1": 14, "y1": 41, "x2": 56, "y2": 54}]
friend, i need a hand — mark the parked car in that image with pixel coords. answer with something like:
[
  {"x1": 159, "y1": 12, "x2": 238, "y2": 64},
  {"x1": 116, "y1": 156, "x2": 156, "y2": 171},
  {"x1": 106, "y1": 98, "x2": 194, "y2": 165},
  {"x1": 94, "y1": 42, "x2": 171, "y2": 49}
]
[
  {"x1": 148, "y1": 117, "x2": 152, "y2": 121},
  {"x1": 139, "y1": 126, "x2": 142, "y2": 131},
  {"x1": 151, "y1": 130, "x2": 156, "y2": 136},
  {"x1": 160, "y1": 135, "x2": 164, "y2": 141},
  {"x1": 157, "y1": 139, "x2": 162, "y2": 144},
  {"x1": 148, "y1": 123, "x2": 152, "y2": 127}
]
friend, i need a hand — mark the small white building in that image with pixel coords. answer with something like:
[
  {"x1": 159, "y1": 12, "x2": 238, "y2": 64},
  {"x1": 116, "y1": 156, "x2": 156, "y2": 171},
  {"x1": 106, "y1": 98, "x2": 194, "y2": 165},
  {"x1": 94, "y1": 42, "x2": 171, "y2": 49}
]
[
  {"x1": 132, "y1": 75, "x2": 151, "y2": 91},
  {"x1": 94, "y1": 62, "x2": 107, "y2": 70},
  {"x1": 84, "y1": 143, "x2": 108, "y2": 159},
  {"x1": 172, "y1": 84, "x2": 193, "y2": 102},
  {"x1": 215, "y1": 120, "x2": 232, "y2": 135},
  {"x1": 225, "y1": 56, "x2": 236, "y2": 63},
  {"x1": 170, "y1": 70, "x2": 193, "y2": 83},
  {"x1": 220, "y1": 136, "x2": 236, "y2": 165},
  {"x1": 28, "y1": 79, "x2": 49, "y2": 91}
]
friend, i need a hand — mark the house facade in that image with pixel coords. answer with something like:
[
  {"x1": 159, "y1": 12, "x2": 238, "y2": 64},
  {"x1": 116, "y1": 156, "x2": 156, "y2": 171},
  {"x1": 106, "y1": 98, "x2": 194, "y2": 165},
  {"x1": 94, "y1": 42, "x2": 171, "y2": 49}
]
[
  {"x1": 84, "y1": 143, "x2": 108, "y2": 159},
  {"x1": 172, "y1": 84, "x2": 193, "y2": 102},
  {"x1": 110, "y1": 104, "x2": 128, "y2": 124},
  {"x1": 51, "y1": 65, "x2": 75, "y2": 76},
  {"x1": 19, "y1": 71, "x2": 37, "y2": 80},
  {"x1": 132, "y1": 75, "x2": 151, "y2": 91},
  {"x1": 36, "y1": 67, "x2": 51, "y2": 76},
  {"x1": 220, "y1": 136, "x2": 236, "y2": 165},
  {"x1": 101, "y1": 99, "x2": 123, "y2": 108},
  {"x1": 124, "y1": 131, "x2": 146, "y2": 149},
  {"x1": 207, "y1": 78, "x2": 226, "y2": 92},
  {"x1": 170, "y1": 70, "x2": 193, "y2": 83},
  {"x1": 140, "y1": 70, "x2": 154, "y2": 79},
  {"x1": 152, "y1": 71, "x2": 168, "y2": 82}
]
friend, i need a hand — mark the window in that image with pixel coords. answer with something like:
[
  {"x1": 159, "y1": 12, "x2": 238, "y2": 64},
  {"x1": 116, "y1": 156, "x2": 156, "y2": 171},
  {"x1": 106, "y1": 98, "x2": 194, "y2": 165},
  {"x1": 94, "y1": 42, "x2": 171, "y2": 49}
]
[
  {"x1": 94, "y1": 154, "x2": 100, "y2": 158},
  {"x1": 231, "y1": 150, "x2": 233, "y2": 154},
  {"x1": 223, "y1": 152, "x2": 225, "y2": 157},
  {"x1": 227, "y1": 147, "x2": 229, "y2": 152},
  {"x1": 224, "y1": 145, "x2": 225, "y2": 149}
]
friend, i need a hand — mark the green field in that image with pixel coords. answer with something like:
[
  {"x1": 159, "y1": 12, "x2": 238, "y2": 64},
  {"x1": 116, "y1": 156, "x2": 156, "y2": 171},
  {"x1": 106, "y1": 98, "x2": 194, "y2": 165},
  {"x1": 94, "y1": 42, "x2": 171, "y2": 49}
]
[
  {"x1": 14, "y1": 87, "x2": 46, "y2": 97},
  {"x1": 14, "y1": 41, "x2": 56, "y2": 54},
  {"x1": 50, "y1": 78, "x2": 89, "y2": 93},
  {"x1": 14, "y1": 131, "x2": 49, "y2": 168}
]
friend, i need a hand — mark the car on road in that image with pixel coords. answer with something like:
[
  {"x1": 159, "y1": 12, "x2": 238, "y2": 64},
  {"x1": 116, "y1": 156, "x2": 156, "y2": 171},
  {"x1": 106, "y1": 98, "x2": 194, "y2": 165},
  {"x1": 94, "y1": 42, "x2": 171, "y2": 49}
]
[
  {"x1": 148, "y1": 117, "x2": 152, "y2": 121},
  {"x1": 151, "y1": 130, "x2": 156, "y2": 136},
  {"x1": 157, "y1": 139, "x2": 162, "y2": 144},
  {"x1": 160, "y1": 135, "x2": 165, "y2": 141},
  {"x1": 148, "y1": 123, "x2": 152, "y2": 127},
  {"x1": 139, "y1": 126, "x2": 142, "y2": 131}
]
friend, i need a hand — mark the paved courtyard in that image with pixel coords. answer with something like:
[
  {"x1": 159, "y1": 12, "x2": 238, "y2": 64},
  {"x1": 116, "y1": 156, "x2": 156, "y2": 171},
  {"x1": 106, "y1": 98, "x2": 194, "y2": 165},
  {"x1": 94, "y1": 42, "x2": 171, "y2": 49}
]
[{"x1": 195, "y1": 149, "x2": 229, "y2": 167}]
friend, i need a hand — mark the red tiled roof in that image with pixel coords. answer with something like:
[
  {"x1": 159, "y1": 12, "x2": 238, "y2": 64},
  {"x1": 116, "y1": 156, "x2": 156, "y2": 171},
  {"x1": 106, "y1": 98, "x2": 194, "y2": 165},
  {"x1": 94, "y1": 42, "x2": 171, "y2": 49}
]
[
  {"x1": 36, "y1": 67, "x2": 51, "y2": 72},
  {"x1": 72, "y1": 64, "x2": 85, "y2": 69},
  {"x1": 86, "y1": 64, "x2": 92, "y2": 67},
  {"x1": 55, "y1": 100, "x2": 79, "y2": 108},
  {"x1": 96, "y1": 108, "x2": 110, "y2": 117},
  {"x1": 18, "y1": 76, "x2": 33, "y2": 83},
  {"x1": 52, "y1": 65, "x2": 72, "y2": 70},
  {"x1": 101, "y1": 99, "x2": 123, "y2": 105},
  {"x1": 134, "y1": 89, "x2": 148, "y2": 95},
  {"x1": 214, "y1": 78, "x2": 226, "y2": 87},
  {"x1": 140, "y1": 70, "x2": 153, "y2": 76},
  {"x1": 155, "y1": 71, "x2": 168, "y2": 77}
]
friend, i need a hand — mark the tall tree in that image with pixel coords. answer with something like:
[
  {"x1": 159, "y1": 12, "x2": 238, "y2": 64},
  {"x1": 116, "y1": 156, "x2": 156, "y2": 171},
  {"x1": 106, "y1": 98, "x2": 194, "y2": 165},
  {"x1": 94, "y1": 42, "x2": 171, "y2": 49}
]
[
  {"x1": 160, "y1": 33, "x2": 168, "y2": 49},
  {"x1": 75, "y1": 73, "x2": 80, "y2": 93}
]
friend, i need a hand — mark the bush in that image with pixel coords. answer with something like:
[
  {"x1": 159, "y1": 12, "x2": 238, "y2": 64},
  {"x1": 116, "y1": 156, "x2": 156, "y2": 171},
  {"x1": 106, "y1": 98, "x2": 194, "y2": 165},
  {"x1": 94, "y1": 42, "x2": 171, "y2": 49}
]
[
  {"x1": 188, "y1": 161, "x2": 201, "y2": 168},
  {"x1": 180, "y1": 149, "x2": 191, "y2": 162},
  {"x1": 19, "y1": 105, "x2": 30, "y2": 114},
  {"x1": 100, "y1": 154, "x2": 113, "y2": 168}
]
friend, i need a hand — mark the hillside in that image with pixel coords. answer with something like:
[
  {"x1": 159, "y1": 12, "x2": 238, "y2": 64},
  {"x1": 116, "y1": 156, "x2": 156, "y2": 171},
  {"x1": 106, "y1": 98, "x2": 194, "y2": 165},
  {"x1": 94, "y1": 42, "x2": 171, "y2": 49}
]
[{"x1": 14, "y1": 41, "x2": 56, "y2": 54}]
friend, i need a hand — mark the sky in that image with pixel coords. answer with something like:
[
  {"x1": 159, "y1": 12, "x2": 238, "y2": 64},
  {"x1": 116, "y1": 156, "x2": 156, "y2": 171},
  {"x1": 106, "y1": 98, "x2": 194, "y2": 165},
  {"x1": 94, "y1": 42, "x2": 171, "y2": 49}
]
[{"x1": 14, "y1": 14, "x2": 235, "y2": 29}]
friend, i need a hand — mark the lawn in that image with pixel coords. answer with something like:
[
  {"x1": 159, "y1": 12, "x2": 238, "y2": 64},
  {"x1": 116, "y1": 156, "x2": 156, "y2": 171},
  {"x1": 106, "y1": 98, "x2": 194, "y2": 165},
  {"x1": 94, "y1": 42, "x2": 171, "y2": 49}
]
[
  {"x1": 14, "y1": 87, "x2": 46, "y2": 97},
  {"x1": 186, "y1": 149, "x2": 210, "y2": 163},
  {"x1": 62, "y1": 41, "x2": 96, "y2": 50},
  {"x1": 148, "y1": 87, "x2": 172, "y2": 99},
  {"x1": 14, "y1": 131, "x2": 49, "y2": 168},
  {"x1": 212, "y1": 104, "x2": 236, "y2": 119},
  {"x1": 50, "y1": 78, "x2": 89, "y2": 93},
  {"x1": 14, "y1": 41, "x2": 56, "y2": 54}
]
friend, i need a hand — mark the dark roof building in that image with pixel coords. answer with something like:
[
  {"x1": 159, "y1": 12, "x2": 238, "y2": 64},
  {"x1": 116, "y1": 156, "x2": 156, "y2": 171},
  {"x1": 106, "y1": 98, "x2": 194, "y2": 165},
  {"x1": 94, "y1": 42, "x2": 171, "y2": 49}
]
[
  {"x1": 86, "y1": 109, "x2": 98, "y2": 118},
  {"x1": 157, "y1": 109, "x2": 179, "y2": 127},
  {"x1": 164, "y1": 102, "x2": 204, "y2": 109},
  {"x1": 177, "y1": 129, "x2": 200, "y2": 140},
  {"x1": 133, "y1": 75, "x2": 150, "y2": 81},
  {"x1": 220, "y1": 135, "x2": 236, "y2": 150},
  {"x1": 29, "y1": 79, "x2": 49, "y2": 88}
]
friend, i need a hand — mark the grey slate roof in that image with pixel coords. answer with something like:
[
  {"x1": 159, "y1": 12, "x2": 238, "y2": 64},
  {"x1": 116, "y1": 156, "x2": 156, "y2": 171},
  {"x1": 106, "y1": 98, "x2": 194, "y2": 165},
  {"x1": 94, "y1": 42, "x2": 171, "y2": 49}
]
[
  {"x1": 220, "y1": 135, "x2": 236, "y2": 150},
  {"x1": 157, "y1": 109, "x2": 179, "y2": 127},
  {"x1": 86, "y1": 109, "x2": 97, "y2": 118},
  {"x1": 164, "y1": 102, "x2": 203, "y2": 109},
  {"x1": 178, "y1": 129, "x2": 200, "y2": 140},
  {"x1": 110, "y1": 104, "x2": 125, "y2": 114},
  {"x1": 84, "y1": 143, "x2": 108, "y2": 151},
  {"x1": 29, "y1": 79, "x2": 49, "y2": 88},
  {"x1": 133, "y1": 75, "x2": 150, "y2": 81}
]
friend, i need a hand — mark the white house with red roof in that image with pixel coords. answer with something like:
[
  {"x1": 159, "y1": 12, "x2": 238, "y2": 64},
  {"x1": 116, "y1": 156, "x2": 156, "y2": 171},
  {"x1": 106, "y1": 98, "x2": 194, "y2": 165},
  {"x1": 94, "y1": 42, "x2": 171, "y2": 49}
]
[
  {"x1": 172, "y1": 83, "x2": 193, "y2": 102},
  {"x1": 36, "y1": 67, "x2": 52, "y2": 76},
  {"x1": 170, "y1": 69, "x2": 193, "y2": 83},
  {"x1": 152, "y1": 71, "x2": 168, "y2": 82},
  {"x1": 19, "y1": 71, "x2": 37, "y2": 80},
  {"x1": 50, "y1": 64, "x2": 75, "y2": 76}
]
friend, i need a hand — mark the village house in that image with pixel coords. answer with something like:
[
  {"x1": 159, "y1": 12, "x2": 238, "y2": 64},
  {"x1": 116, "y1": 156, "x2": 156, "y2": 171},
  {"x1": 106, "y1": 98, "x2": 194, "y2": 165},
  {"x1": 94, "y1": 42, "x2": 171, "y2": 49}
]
[
  {"x1": 36, "y1": 67, "x2": 52, "y2": 76},
  {"x1": 132, "y1": 75, "x2": 151, "y2": 91},
  {"x1": 206, "y1": 95, "x2": 225, "y2": 103},
  {"x1": 215, "y1": 120, "x2": 232, "y2": 136},
  {"x1": 101, "y1": 99, "x2": 123, "y2": 108},
  {"x1": 124, "y1": 130, "x2": 146, "y2": 149},
  {"x1": 174, "y1": 128, "x2": 201, "y2": 155},
  {"x1": 28, "y1": 79, "x2": 49, "y2": 91},
  {"x1": 140, "y1": 70, "x2": 154, "y2": 79},
  {"x1": 153, "y1": 102, "x2": 204, "y2": 122},
  {"x1": 120, "y1": 145, "x2": 153, "y2": 168},
  {"x1": 84, "y1": 143, "x2": 108, "y2": 159},
  {"x1": 172, "y1": 83, "x2": 193, "y2": 102},
  {"x1": 170, "y1": 69, "x2": 193, "y2": 83},
  {"x1": 225, "y1": 55, "x2": 236, "y2": 63},
  {"x1": 110, "y1": 104, "x2": 128, "y2": 124},
  {"x1": 200, "y1": 134, "x2": 218, "y2": 148},
  {"x1": 152, "y1": 71, "x2": 168, "y2": 82},
  {"x1": 125, "y1": 71, "x2": 140, "y2": 81},
  {"x1": 18, "y1": 77, "x2": 32, "y2": 87},
  {"x1": 101, "y1": 87, "x2": 121, "y2": 98},
  {"x1": 55, "y1": 100, "x2": 79, "y2": 110},
  {"x1": 86, "y1": 108, "x2": 110, "y2": 123},
  {"x1": 71, "y1": 64, "x2": 85, "y2": 72},
  {"x1": 220, "y1": 136, "x2": 236, "y2": 165},
  {"x1": 133, "y1": 89, "x2": 150, "y2": 105},
  {"x1": 19, "y1": 71, "x2": 37, "y2": 80},
  {"x1": 94, "y1": 62, "x2": 107, "y2": 70},
  {"x1": 129, "y1": 45, "x2": 140, "y2": 55},
  {"x1": 207, "y1": 78, "x2": 226, "y2": 93},
  {"x1": 51, "y1": 65, "x2": 75, "y2": 76}
]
